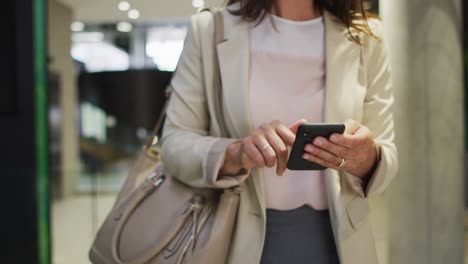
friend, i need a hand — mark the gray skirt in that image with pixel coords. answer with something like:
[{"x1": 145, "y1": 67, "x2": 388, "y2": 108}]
[{"x1": 260, "y1": 205, "x2": 340, "y2": 264}]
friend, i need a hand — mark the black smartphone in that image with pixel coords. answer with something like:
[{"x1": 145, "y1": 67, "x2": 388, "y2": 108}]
[{"x1": 287, "y1": 123, "x2": 345, "y2": 170}]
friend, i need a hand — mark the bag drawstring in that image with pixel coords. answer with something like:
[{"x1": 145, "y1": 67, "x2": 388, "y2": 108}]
[{"x1": 176, "y1": 200, "x2": 202, "y2": 264}]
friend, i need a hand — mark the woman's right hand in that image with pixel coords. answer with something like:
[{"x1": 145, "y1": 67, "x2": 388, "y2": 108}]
[{"x1": 221, "y1": 119, "x2": 306, "y2": 176}]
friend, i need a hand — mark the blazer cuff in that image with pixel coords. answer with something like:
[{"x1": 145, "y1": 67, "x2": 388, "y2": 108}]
[
  {"x1": 343, "y1": 143, "x2": 383, "y2": 198},
  {"x1": 365, "y1": 143, "x2": 389, "y2": 197},
  {"x1": 203, "y1": 138, "x2": 250, "y2": 188},
  {"x1": 343, "y1": 172, "x2": 367, "y2": 198}
]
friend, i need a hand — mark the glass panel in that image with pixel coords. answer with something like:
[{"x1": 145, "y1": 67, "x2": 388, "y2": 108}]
[{"x1": 49, "y1": 12, "x2": 185, "y2": 263}]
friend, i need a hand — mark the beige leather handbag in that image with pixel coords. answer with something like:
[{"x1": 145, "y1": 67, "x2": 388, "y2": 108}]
[{"x1": 89, "y1": 10, "x2": 241, "y2": 264}]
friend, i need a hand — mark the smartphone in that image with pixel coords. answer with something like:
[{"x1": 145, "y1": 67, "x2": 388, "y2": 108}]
[{"x1": 287, "y1": 123, "x2": 345, "y2": 170}]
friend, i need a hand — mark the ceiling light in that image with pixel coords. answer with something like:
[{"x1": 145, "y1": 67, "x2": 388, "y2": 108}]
[
  {"x1": 192, "y1": 0, "x2": 204, "y2": 8},
  {"x1": 71, "y1": 21, "x2": 84, "y2": 32},
  {"x1": 106, "y1": 116, "x2": 117, "y2": 128},
  {"x1": 116, "y1": 22, "x2": 133, "y2": 32},
  {"x1": 118, "y1": 1, "x2": 130, "y2": 11},
  {"x1": 128, "y1": 9, "x2": 140, "y2": 19},
  {"x1": 72, "y1": 32, "x2": 105, "y2": 42}
]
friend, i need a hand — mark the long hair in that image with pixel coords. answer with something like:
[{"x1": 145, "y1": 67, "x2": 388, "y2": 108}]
[{"x1": 225, "y1": 0, "x2": 379, "y2": 43}]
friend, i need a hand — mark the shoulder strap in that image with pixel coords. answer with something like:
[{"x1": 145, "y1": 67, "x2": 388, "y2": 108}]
[{"x1": 144, "y1": 9, "x2": 227, "y2": 150}]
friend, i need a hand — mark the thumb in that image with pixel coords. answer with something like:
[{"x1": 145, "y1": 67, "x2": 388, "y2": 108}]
[
  {"x1": 290, "y1": 119, "x2": 308, "y2": 134},
  {"x1": 344, "y1": 119, "x2": 361, "y2": 136}
]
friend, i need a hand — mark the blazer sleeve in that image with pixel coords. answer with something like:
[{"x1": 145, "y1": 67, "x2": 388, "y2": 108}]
[
  {"x1": 344, "y1": 20, "x2": 399, "y2": 198},
  {"x1": 159, "y1": 13, "x2": 249, "y2": 189}
]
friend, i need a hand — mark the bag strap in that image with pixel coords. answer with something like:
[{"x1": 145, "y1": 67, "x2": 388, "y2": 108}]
[
  {"x1": 144, "y1": 86, "x2": 172, "y2": 150},
  {"x1": 144, "y1": 9, "x2": 227, "y2": 150}
]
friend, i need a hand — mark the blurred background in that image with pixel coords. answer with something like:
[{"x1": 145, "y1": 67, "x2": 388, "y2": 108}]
[{"x1": 0, "y1": 0, "x2": 465, "y2": 263}]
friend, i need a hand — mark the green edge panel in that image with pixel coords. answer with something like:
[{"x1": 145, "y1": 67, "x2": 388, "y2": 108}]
[{"x1": 34, "y1": 0, "x2": 51, "y2": 263}]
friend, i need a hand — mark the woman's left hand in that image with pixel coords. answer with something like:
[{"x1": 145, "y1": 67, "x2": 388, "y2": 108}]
[{"x1": 302, "y1": 119, "x2": 378, "y2": 179}]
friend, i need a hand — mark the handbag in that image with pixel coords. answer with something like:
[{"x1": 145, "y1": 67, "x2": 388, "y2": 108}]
[{"x1": 89, "y1": 9, "x2": 242, "y2": 264}]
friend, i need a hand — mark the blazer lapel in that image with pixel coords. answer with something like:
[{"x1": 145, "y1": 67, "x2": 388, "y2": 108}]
[
  {"x1": 323, "y1": 11, "x2": 362, "y2": 242},
  {"x1": 323, "y1": 11, "x2": 361, "y2": 124},
  {"x1": 217, "y1": 17, "x2": 268, "y2": 215},
  {"x1": 217, "y1": 19, "x2": 253, "y2": 139}
]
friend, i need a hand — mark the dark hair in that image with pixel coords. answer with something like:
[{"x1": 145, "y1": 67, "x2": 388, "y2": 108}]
[{"x1": 225, "y1": 0, "x2": 379, "y2": 43}]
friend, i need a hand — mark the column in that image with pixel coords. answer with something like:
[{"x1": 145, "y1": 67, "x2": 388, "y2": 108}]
[
  {"x1": 380, "y1": 0, "x2": 464, "y2": 263},
  {"x1": 48, "y1": 0, "x2": 79, "y2": 198}
]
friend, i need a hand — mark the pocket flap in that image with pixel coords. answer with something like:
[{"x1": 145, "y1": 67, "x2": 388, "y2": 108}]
[{"x1": 345, "y1": 196, "x2": 370, "y2": 229}]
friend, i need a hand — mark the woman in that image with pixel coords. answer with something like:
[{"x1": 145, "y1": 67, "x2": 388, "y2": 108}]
[{"x1": 160, "y1": 0, "x2": 398, "y2": 263}]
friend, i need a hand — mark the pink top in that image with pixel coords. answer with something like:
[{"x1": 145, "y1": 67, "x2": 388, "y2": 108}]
[{"x1": 249, "y1": 14, "x2": 329, "y2": 210}]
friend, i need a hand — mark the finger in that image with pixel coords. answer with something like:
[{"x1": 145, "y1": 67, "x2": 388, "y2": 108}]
[
  {"x1": 253, "y1": 134, "x2": 277, "y2": 168},
  {"x1": 289, "y1": 119, "x2": 308, "y2": 135},
  {"x1": 344, "y1": 119, "x2": 361, "y2": 135},
  {"x1": 264, "y1": 129, "x2": 289, "y2": 176},
  {"x1": 302, "y1": 153, "x2": 345, "y2": 171},
  {"x1": 310, "y1": 137, "x2": 351, "y2": 159},
  {"x1": 328, "y1": 133, "x2": 354, "y2": 148},
  {"x1": 275, "y1": 125, "x2": 296, "y2": 146},
  {"x1": 353, "y1": 125, "x2": 374, "y2": 146},
  {"x1": 349, "y1": 126, "x2": 373, "y2": 147},
  {"x1": 304, "y1": 143, "x2": 342, "y2": 166},
  {"x1": 243, "y1": 140, "x2": 266, "y2": 168},
  {"x1": 330, "y1": 125, "x2": 372, "y2": 149},
  {"x1": 268, "y1": 120, "x2": 296, "y2": 146},
  {"x1": 322, "y1": 119, "x2": 361, "y2": 149}
]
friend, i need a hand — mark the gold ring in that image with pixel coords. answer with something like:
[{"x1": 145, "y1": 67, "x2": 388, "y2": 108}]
[
  {"x1": 338, "y1": 158, "x2": 346, "y2": 168},
  {"x1": 262, "y1": 144, "x2": 271, "y2": 150}
]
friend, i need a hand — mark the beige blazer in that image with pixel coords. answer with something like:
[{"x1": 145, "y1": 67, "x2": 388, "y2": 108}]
[{"x1": 160, "y1": 6, "x2": 398, "y2": 264}]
